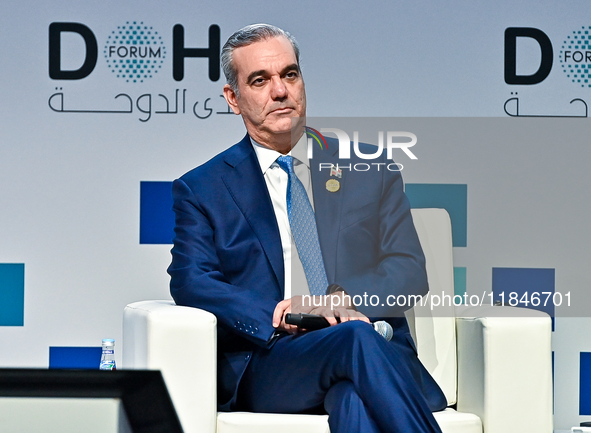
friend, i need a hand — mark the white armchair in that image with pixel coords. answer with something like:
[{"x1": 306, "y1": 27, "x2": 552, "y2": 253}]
[{"x1": 122, "y1": 208, "x2": 553, "y2": 433}]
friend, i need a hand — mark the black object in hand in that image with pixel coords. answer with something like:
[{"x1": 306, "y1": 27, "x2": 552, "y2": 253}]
[{"x1": 285, "y1": 313, "x2": 330, "y2": 330}]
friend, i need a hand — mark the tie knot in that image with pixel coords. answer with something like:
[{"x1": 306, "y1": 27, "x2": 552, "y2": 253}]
[{"x1": 276, "y1": 155, "x2": 293, "y2": 175}]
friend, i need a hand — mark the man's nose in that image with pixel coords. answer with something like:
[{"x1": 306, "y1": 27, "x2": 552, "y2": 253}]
[{"x1": 270, "y1": 76, "x2": 287, "y2": 99}]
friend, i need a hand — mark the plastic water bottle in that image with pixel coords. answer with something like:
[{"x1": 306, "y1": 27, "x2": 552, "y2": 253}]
[{"x1": 99, "y1": 339, "x2": 116, "y2": 370}]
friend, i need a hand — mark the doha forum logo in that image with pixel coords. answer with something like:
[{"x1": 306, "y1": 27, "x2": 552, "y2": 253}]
[
  {"x1": 504, "y1": 25, "x2": 591, "y2": 117},
  {"x1": 48, "y1": 22, "x2": 220, "y2": 83},
  {"x1": 48, "y1": 22, "x2": 224, "y2": 121},
  {"x1": 103, "y1": 21, "x2": 166, "y2": 83}
]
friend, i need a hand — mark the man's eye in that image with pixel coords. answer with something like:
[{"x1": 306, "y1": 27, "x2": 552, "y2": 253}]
[
  {"x1": 251, "y1": 78, "x2": 265, "y2": 85},
  {"x1": 285, "y1": 72, "x2": 298, "y2": 79}
]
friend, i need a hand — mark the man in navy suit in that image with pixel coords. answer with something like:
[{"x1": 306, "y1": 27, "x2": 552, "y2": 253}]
[{"x1": 168, "y1": 24, "x2": 446, "y2": 433}]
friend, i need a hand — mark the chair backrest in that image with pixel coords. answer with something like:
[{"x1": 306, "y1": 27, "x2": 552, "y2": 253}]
[{"x1": 407, "y1": 208, "x2": 457, "y2": 406}]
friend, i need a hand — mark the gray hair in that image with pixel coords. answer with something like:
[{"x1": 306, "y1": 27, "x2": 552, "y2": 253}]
[{"x1": 221, "y1": 24, "x2": 301, "y2": 95}]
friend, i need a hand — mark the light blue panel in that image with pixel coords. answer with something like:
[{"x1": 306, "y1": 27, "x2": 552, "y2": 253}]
[
  {"x1": 405, "y1": 184, "x2": 467, "y2": 247},
  {"x1": 0, "y1": 263, "x2": 25, "y2": 326},
  {"x1": 454, "y1": 267, "x2": 467, "y2": 301},
  {"x1": 49, "y1": 347, "x2": 102, "y2": 369},
  {"x1": 580, "y1": 352, "x2": 591, "y2": 415}
]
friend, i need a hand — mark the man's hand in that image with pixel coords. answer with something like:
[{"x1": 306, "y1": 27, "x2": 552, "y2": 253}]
[
  {"x1": 273, "y1": 294, "x2": 369, "y2": 332},
  {"x1": 272, "y1": 298, "x2": 299, "y2": 334},
  {"x1": 308, "y1": 292, "x2": 370, "y2": 326}
]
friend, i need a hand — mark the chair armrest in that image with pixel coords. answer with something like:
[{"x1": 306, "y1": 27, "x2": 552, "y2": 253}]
[
  {"x1": 455, "y1": 305, "x2": 553, "y2": 433},
  {"x1": 123, "y1": 300, "x2": 217, "y2": 433}
]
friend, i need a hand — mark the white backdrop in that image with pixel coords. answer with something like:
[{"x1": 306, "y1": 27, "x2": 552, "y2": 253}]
[{"x1": 2, "y1": 0, "x2": 591, "y2": 429}]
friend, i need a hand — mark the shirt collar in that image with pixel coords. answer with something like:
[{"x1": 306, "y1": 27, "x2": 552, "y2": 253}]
[{"x1": 250, "y1": 133, "x2": 309, "y2": 174}]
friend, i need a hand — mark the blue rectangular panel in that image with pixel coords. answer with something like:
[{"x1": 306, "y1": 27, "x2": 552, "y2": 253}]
[
  {"x1": 0, "y1": 263, "x2": 25, "y2": 326},
  {"x1": 492, "y1": 267, "x2": 555, "y2": 321},
  {"x1": 580, "y1": 352, "x2": 591, "y2": 415},
  {"x1": 405, "y1": 184, "x2": 467, "y2": 247},
  {"x1": 49, "y1": 346, "x2": 103, "y2": 369},
  {"x1": 140, "y1": 181, "x2": 175, "y2": 244}
]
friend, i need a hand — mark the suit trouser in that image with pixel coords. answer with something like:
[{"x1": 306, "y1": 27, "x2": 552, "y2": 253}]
[{"x1": 237, "y1": 321, "x2": 445, "y2": 433}]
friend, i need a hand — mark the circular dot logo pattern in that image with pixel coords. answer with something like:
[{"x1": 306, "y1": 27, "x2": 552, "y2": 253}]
[
  {"x1": 104, "y1": 22, "x2": 166, "y2": 83},
  {"x1": 560, "y1": 26, "x2": 591, "y2": 88}
]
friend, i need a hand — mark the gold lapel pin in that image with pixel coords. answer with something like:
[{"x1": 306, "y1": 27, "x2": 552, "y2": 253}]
[{"x1": 326, "y1": 179, "x2": 340, "y2": 193}]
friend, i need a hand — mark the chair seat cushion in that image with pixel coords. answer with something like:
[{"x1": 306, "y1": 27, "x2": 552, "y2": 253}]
[
  {"x1": 217, "y1": 412, "x2": 329, "y2": 433},
  {"x1": 434, "y1": 408, "x2": 482, "y2": 433},
  {"x1": 217, "y1": 408, "x2": 481, "y2": 433}
]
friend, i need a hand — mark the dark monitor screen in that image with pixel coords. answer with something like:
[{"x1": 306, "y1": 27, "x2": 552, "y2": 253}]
[{"x1": 0, "y1": 369, "x2": 183, "y2": 433}]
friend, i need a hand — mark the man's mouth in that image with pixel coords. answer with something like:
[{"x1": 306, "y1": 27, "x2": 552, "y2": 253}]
[{"x1": 271, "y1": 106, "x2": 294, "y2": 114}]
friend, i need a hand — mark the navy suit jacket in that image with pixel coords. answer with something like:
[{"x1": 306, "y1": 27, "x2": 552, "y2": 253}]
[{"x1": 168, "y1": 134, "x2": 433, "y2": 410}]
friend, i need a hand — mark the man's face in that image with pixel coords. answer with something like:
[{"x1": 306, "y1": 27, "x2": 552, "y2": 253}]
[{"x1": 223, "y1": 36, "x2": 306, "y2": 152}]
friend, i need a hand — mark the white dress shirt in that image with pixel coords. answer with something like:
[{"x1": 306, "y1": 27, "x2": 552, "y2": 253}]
[{"x1": 251, "y1": 133, "x2": 313, "y2": 299}]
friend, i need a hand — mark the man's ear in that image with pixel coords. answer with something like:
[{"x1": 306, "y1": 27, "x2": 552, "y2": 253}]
[{"x1": 223, "y1": 84, "x2": 241, "y2": 115}]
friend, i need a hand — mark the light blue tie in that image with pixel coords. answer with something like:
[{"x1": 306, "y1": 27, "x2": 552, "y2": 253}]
[{"x1": 276, "y1": 155, "x2": 329, "y2": 296}]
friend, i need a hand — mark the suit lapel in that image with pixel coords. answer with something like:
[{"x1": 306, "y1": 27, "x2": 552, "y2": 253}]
[
  {"x1": 221, "y1": 136, "x2": 285, "y2": 297},
  {"x1": 310, "y1": 140, "x2": 345, "y2": 284}
]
